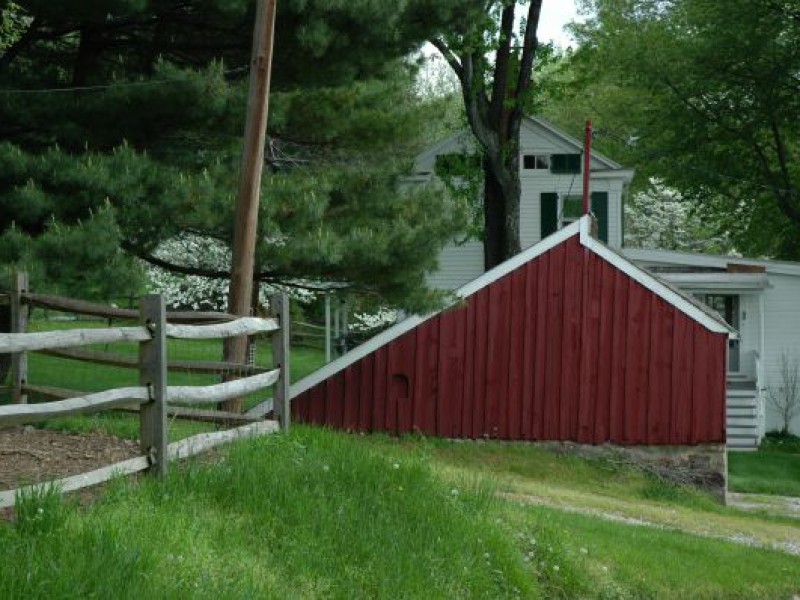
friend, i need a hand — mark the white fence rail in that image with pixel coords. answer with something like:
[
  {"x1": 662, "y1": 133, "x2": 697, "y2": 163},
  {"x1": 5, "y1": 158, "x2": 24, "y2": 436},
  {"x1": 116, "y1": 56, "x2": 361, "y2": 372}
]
[{"x1": 0, "y1": 276, "x2": 290, "y2": 488}]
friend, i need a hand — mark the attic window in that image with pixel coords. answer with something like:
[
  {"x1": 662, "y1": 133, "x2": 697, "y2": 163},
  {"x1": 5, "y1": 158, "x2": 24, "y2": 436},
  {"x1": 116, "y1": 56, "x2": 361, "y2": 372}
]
[
  {"x1": 550, "y1": 153, "x2": 582, "y2": 174},
  {"x1": 523, "y1": 154, "x2": 550, "y2": 170}
]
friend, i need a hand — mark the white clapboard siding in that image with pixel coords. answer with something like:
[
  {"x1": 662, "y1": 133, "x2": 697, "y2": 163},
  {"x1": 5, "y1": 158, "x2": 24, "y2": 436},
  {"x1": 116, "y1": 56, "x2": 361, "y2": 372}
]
[
  {"x1": 760, "y1": 273, "x2": 800, "y2": 435},
  {"x1": 426, "y1": 239, "x2": 484, "y2": 291}
]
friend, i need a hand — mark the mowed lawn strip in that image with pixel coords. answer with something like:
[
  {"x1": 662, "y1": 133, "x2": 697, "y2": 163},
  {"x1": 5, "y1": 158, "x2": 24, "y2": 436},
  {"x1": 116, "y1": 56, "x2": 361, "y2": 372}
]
[{"x1": 1, "y1": 427, "x2": 798, "y2": 598}]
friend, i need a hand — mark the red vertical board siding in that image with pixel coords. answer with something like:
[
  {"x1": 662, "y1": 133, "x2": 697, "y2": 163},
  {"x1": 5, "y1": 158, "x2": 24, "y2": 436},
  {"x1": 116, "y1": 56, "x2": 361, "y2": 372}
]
[
  {"x1": 507, "y1": 268, "x2": 527, "y2": 439},
  {"x1": 358, "y1": 354, "x2": 374, "y2": 431},
  {"x1": 624, "y1": 280, "x2": 651, "y2": 444},
  {"x1": 532, "y1": 251, "x2": 550, "y2": 439},
  {"x1": 450, "y1": 305, "x2": 468, "y2": 438},
  {"x1": 520, "y1": 260, "x2": 539, "y2": 439},
  {"x1": 560, "y1": 238, "x2": 583, "y2": 440},
  {"x1": 412, "y1": 321, "x2": 430, "y2": 433},
  {"x1": 472, "y1": 288, "x2": 490, "y2": 438},
  {"x1": 594, "y1": 259, "x2": 616, "y2": 442},
  {"x1": 578, "y1": 251, "x2": 602, "y2": 443},
  {"x1": 648, "y1": 298, "x2": 674, "y2": 444},
  {"x1": 325, "y1": 374, "x2": 344, "y2": 428},
  {"x1": 707, "y1": 331, "x2": 724, "y2": 442},
  {"x1": 387, "y1": 331, "x2": 415, "y2": 434},
  {"x1": 544, "y1": 245, "x2": 566, "y2": 438},
  {"x1": 292, "y1": 231, "x2": 727, "y2": 448},
  {"x1": 424, "y1": 317, "x2": 441, "y2": 434},
  {"x1": 714, "y1": 334, "x2": 727, "y2": 441},
  {"x1": 461, "y1": 297, "x2": 478, "y2": 437},
  {"x1": 609, "y1": 269, "x2": 629, "y2": 441},
  {"x1": 670, "y1": 313, "x2": 694, "y2": 445},
  {"x1": 398, "y1": 331, "x2": 418, "y2": 434},
  {"x1": 487, "y1": 275, "x2": 512, "y2": 438},
  {"x1": 437, "y1": 309, "x2": 458, "y2": 437},
  {"x1": 309, "y1": 384, "x2": 325, "y2": 425},
  {"x1": 292, "y1": 390, "x2": 308, "y2": 422},
  {"x1": 372, "y1": 346, "x2": 388, "y2": 432},
  {"x1": 342, "y1": 364, "x2": 359, "y2": 431},
  {"x1": 691, "y1": 328, "x2": 710, "y2": 442},
  {"x1": 385, "y1": 342, "x2": 399, "y2": 434}
]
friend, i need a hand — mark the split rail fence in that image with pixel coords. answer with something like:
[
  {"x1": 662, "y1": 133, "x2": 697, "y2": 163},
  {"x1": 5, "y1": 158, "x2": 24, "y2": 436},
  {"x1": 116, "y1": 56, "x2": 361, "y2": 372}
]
[{"x1": 0, "y1": 273, "x2": 290, "y2": 507}]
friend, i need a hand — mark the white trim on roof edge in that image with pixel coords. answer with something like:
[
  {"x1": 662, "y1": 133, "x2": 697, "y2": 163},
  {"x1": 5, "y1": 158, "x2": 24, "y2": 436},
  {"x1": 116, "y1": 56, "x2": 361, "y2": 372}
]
[
  {"x1": 289, "y1": 221, "x2": 583, "y2": 399},
  {"x1": 578, "y1": 219, "x2": 734, "y2": 337},
  {"x1": 288, "y1": 217, "x2": 733, "y2": 401}
]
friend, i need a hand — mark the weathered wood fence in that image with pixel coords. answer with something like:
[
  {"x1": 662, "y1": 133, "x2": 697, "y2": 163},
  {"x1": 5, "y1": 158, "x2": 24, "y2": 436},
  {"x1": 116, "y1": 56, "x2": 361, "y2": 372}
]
[{"x1": 0, "y1": 273, "x2": 290, "y2": 506}]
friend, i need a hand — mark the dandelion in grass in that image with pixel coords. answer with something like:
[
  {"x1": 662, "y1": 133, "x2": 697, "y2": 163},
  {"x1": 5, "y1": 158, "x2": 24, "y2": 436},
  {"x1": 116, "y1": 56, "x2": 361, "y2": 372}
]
[
  {"x1": 580, "y1": 547, "x2": 588, "y2": 555},
  {"x1": 450, "y1": 488, "x2": 460, "y2": 497},
  {"x1": 393, "y1": 463, "x2": 400, "y2": 470},
  {"x1": 553, "y1": 565, "x2": 560, "y2": 572}
]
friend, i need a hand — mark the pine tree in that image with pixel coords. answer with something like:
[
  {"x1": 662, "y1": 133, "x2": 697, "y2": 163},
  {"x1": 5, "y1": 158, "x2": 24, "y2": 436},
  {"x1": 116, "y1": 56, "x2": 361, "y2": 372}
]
[{"x1": 0, "y1": 0, "x2": 468, "y2": 309}]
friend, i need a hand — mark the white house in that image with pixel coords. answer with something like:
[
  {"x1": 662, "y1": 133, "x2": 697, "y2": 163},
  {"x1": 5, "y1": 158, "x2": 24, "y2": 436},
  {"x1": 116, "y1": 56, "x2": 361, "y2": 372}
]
[{"x1": 414, "y1": 116, "x2": 800, "y2": 448}]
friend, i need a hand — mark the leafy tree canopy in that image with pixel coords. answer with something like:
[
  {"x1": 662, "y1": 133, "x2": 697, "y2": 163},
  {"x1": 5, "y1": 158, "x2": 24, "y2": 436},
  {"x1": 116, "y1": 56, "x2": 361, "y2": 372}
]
[
  {"x1": 568, "y1": 0, "x2": 800, "y2": 259},
  {"x1": 0, "y1": 0, "x2": 468, "y2": 309}
]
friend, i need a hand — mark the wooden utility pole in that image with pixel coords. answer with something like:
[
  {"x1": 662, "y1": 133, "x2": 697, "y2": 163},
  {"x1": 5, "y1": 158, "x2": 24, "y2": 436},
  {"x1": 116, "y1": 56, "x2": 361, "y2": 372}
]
[{"x1": 223, "y1": 0, "x2": 278, "y2": 412}]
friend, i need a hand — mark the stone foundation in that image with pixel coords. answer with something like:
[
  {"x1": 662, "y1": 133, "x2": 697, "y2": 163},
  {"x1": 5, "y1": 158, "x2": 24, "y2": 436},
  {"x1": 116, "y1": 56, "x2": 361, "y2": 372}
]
[{"x1": 531, "y1": 441, "x2": 728, "y2": 503}]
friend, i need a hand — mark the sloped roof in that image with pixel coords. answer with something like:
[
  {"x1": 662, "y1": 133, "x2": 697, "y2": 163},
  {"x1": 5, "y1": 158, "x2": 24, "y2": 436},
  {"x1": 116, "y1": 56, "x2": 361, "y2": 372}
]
[
  {"x1": 623, "y1": 247, "x2": 800, "y2": 277},
  {"x1": 414, "y1": 115, "x2": 625, "y2": 174},
  {"x1": 290, "y1": 216, "x2": 734, "y2": 400}
]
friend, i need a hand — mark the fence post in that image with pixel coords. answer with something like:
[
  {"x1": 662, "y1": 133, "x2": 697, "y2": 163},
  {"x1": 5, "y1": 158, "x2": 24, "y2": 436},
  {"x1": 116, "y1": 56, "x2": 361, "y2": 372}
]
[
  {"x1": 10, "y1": 272, "x2": 29, "y2": 404},
  {"x1": 139, "y1": 294, "x2": 168, "y2": 477},
  {"x1": 271, "y1": 292, "x2": 291, "y2": 431}
]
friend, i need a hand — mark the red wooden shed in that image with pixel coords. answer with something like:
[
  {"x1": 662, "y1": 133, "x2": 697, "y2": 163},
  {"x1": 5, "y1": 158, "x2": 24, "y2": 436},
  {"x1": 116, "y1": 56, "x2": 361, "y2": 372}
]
[{"x1": 291, "y1": 217, "x2": 732, "y2": 446}]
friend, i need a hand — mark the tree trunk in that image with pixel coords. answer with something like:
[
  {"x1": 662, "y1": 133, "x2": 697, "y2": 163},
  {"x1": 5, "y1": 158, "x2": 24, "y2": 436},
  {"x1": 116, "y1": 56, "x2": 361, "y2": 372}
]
[
  {"x1": 72, "y1": 26, "x2": 104, "y2": 86},
  {"x1": 481, "y1": 125, "x2": 522, "y2": 270}
]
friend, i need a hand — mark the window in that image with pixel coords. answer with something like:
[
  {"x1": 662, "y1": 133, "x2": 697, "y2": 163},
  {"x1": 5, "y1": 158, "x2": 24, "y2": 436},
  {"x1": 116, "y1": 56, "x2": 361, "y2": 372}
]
[
  {"x1": 550, "y1": 153, "x2": 581, "y2": 174},
  {"x1": 541, "y1": 191, "x2": 609, "y2": 242},
  {"x1": 523, "y1": 154, "x2": 551, "y2": 170}
]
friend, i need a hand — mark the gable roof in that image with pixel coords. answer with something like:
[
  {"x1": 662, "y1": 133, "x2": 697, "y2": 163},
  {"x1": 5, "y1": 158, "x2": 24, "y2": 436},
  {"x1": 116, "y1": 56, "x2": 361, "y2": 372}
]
[
  {"x1": 523, "y1": 116, "x2": 622, "y2": 169},
  {"x1": 290, "y1": 216, "x2": 734, "y2": 400},
  {"x1": 414, "y1": 116, "x2": 625, "y2": 174}
]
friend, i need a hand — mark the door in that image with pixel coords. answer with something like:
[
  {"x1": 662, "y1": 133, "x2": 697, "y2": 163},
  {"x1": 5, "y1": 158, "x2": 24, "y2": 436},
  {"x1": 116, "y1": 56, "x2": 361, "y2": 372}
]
[{"x1": 699, "y1": 294, "x2": 740, "y2": 372}]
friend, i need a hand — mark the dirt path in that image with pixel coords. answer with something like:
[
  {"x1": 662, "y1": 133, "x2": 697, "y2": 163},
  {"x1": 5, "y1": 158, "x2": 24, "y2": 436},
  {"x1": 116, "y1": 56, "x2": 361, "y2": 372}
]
[
  {"x1": 499, "y1": 490, "x2": 800, "y2": 557},
  {"x1": 727, "y1": 492, "x2": 800, "y2": 520},
  {"x1": 0, "y1": 426, "x2": 139, "y2": 492}
]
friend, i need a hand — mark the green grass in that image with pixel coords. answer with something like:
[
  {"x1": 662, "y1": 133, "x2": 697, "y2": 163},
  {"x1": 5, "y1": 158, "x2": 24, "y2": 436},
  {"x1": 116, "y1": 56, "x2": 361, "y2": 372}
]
[
  {"x1": 761, "y1": 431, "x2": 800, "y2": 454},
  {"x1": 503, "y1": 506, "x2": 800, "y2": 599},
  {"x1": 377, "y1": 436, "x2": 721, "y2": 511},
  {"x1": 0, "y1": 427, "x2": 538, "y2": 599},
  {"x1": 2, "y1": 427, "x2": 799, "y2": 598},
  {"x1": 728, "y1": 451, "x2": 800, "y2": 496}
]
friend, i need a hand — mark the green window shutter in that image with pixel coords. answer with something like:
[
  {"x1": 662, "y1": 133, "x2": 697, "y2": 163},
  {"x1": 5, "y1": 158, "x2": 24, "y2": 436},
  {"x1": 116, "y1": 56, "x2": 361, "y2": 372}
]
[
  {"x1": 591, "y1": 191, "x2": 609, "y2": 243},
  {"x1": 550, "y1": 154, "x2": 581, "y2": 174},
  {"x1": 541, "y1": 193, "x2": 558, "y2": 238}
]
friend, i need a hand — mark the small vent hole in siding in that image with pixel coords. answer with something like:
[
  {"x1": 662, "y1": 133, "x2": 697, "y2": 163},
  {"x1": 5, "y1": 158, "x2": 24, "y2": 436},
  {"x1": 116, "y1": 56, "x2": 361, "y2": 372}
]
[{"x1": 391, "y1": 373, "x2": 409, "y2": 401}]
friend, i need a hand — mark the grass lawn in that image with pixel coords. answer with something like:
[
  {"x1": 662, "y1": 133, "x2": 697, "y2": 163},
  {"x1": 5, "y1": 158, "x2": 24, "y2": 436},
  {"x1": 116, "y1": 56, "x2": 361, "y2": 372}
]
[
  {"x1": 728, "y1": 434, "x2": 800, "y2": 497},
  {"x1": 2, "y1": 427, "x2": 799, "y2": 599}
]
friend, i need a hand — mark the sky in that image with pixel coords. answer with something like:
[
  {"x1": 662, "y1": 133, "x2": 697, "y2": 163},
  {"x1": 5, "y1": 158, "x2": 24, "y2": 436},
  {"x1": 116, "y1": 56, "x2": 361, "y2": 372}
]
[{"x1": 538, "y1": 1, "x2": 583, "y2": 48}]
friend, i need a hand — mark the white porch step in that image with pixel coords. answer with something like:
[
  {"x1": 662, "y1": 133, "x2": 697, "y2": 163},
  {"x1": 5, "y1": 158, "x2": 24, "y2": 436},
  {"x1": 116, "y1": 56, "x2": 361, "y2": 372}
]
[{"x1": 726, "y1": 383, "x2": 760, "y2": 450}]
